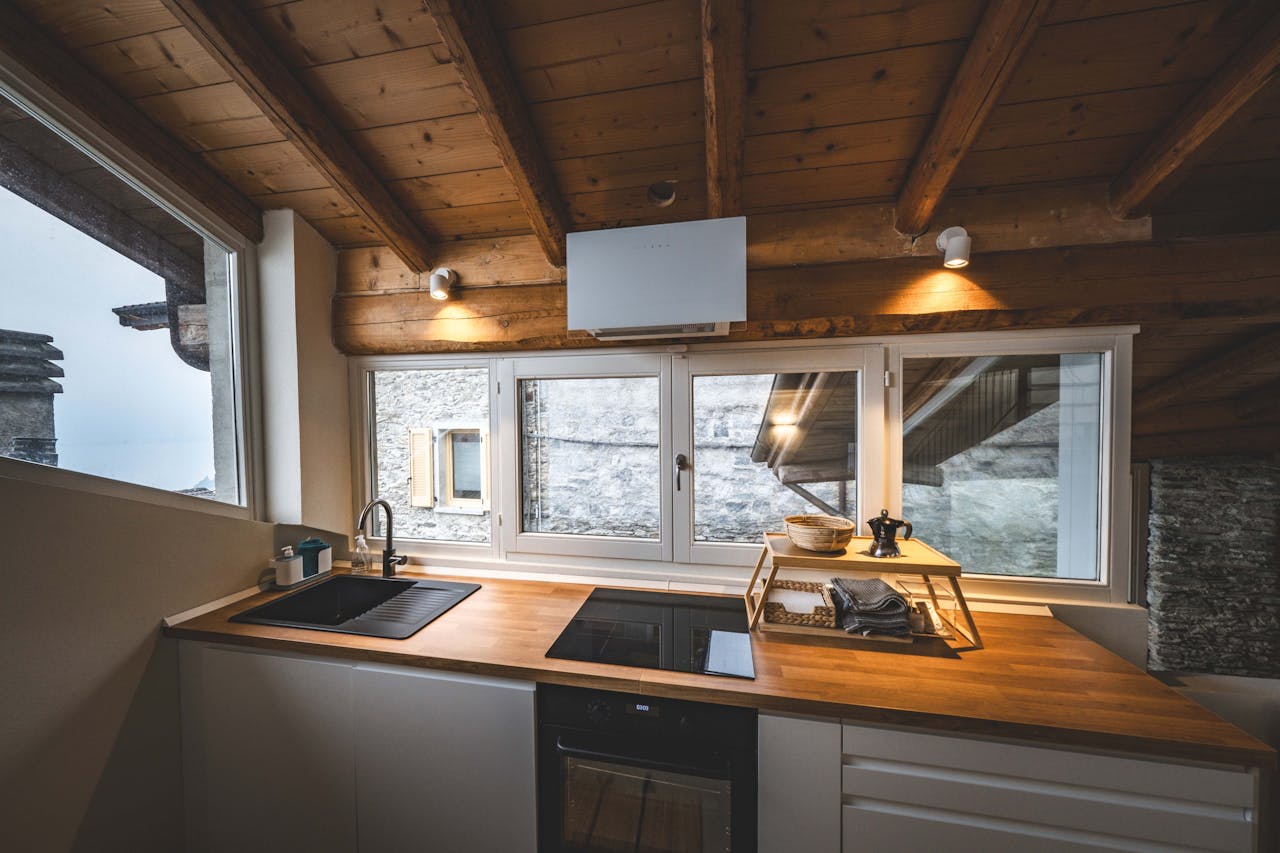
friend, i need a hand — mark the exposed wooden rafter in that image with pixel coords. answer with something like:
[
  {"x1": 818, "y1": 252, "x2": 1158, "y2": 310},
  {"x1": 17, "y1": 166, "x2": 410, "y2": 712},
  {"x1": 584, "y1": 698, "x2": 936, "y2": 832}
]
[
  {"x1": 159, "y1": 0, "x2": 437, "y2": 272},
  {"x1": 1110, "y1": 14, "x2": 1280, "y2": 219},
  {"x1": 702, "y1": 0, "x2": 747, "y2": 218},
  {"x1": 894, "y1": 0, "x2": 1053, "y2": 236},
  {"x1": 0, "y1": 3, "x2": 262, "y2": 243},
  {"x1": 1133, "y1": 327, "x2": 1280, "y2": 416},
  {"x1": 339, "y1": 183, "x2": 1149, "y2": 293},
  {"x1": 426, "y1": 0, "x2": 569, "y2": 267},
  {"x1": 334, "y1": 233, "x2": 1280, "y2": 355}
]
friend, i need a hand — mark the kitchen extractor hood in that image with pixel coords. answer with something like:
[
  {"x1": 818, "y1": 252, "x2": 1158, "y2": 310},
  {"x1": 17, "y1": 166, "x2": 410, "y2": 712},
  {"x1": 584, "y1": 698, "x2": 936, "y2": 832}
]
[{"x1": 566, "y1": 217, "x2": 746, "y2": 340}]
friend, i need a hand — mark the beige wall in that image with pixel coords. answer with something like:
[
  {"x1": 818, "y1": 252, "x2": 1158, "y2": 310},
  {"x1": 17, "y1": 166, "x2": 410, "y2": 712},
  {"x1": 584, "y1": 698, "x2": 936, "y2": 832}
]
[
  {"x1": 0, "y1": 471, "x2": 272, "y2": 852},
  {"x1": 259, "y1": 209, "x2": 352, "y2": 534}
]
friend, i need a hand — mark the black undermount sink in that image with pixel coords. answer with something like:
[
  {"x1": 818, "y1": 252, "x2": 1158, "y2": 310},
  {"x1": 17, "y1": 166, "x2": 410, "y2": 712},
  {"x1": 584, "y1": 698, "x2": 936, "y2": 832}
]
[{"x1": 231, "y1": 575, "x2": 481, "y2": 640}]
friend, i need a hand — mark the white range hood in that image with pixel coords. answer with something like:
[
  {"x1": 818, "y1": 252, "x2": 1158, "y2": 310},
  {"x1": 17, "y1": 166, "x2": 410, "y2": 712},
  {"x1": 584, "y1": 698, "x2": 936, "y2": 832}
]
[{"x1": 566, "y1": 217, "x2": 747, "y2": 340}]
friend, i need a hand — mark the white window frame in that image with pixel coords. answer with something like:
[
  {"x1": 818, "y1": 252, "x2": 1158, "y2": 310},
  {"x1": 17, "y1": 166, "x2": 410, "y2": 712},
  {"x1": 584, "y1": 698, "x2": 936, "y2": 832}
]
[
  {"x1": 886, "y1": 328, "x2": 1134, "y2": 605},
  {"x1": 351, "y1": 329, "x2": 1133, "y2": 604},
  {"x1": 0, "y1": 64, "x2": 262, "y2": 520},
  {"x1": 673, "y1": 346, "x2": 883, "y2": 566},
  {"x1": 351, "y1": 357, "x2": 499, "y2": 560},
  {"x1": 498, "y1": 353, "x2": 673, "y2": 562},
  {"x1": 435, "y1": 423, "x2": 489, "y2": 514}
]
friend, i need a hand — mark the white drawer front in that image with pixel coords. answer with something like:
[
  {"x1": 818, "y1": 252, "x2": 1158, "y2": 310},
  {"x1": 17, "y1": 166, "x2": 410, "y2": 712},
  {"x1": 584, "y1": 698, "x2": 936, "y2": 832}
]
[
  {"x1": 841, "y1": 723, "x2": 1256, "y2": 806},
  {"x1": 840, "y1": 723, "x2": 1258, "y2": 852},
  {"x1": 842, "y1": 802, "x2": 1198, "y2": 853}
]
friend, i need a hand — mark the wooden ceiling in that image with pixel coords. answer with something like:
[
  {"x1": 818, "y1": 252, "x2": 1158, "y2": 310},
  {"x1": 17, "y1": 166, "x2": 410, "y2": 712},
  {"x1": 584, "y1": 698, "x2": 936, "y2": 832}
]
[
  {"x1": 2, "y1": 0, "x2": 1278, "y2": 458},
  {"x1": 6, "y1": 0, "x2": 1279, "y2": 261}
]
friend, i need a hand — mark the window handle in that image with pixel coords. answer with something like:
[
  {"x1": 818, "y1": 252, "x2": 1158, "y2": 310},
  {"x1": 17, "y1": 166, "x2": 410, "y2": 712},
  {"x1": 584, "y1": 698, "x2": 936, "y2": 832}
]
[{"x1": 674, "y1": 453, "x2": 689, "y2": 491}]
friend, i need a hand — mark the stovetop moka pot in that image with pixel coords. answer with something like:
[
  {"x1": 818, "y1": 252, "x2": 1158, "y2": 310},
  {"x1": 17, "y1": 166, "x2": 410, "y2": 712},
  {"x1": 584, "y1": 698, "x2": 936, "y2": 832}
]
[{"x1": 866, "y1": 508, "x2": 912, "y2": 558}]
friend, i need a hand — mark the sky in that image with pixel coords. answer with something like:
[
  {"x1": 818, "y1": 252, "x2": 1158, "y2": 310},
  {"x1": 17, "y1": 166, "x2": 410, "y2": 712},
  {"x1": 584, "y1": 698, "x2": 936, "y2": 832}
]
[{"x1": 0, "y1": 185, "x2": 217, "y2": 492}]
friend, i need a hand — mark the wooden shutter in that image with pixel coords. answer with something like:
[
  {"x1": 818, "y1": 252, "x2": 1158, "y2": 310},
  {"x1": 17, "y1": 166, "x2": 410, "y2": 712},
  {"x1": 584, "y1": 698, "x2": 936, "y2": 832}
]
[{"x1": 408, "y1": 428, "x2": 433, "y2": 507}]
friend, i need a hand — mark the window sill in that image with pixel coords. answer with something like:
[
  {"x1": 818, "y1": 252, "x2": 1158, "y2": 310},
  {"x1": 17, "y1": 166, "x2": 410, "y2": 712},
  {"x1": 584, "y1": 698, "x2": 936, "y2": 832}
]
[{"x1": 0, "y1": 456, "x2": 253, "y2": 521}]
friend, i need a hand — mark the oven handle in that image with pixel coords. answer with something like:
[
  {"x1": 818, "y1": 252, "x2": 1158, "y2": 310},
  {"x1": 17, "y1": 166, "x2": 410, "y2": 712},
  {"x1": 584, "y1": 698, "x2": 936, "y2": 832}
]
[{"x1": 556, "y1": 735, "x2": 730, "y2": 779}]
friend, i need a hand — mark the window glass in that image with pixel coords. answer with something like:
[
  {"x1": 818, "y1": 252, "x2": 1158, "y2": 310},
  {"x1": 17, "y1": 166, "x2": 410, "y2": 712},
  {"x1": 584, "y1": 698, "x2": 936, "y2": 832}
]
[
  {"x1": 0, "y1": 90, "x2": 240, "y2": 503},
  {"x1": 372, "y1": 367, "x2": 489, "y2": 542},
  {"x1": 901, "y1": 353, "x2": 1104, "y2": 579},
  {"x1": 448, "y1": 431, "x2": 483, "y2": 502},
  {"x1": 692, "y1": 372, "x2": 858, "y2": 543},
  {"x1": 520, "y1": 376, "x2": 660, "y2": 539}
]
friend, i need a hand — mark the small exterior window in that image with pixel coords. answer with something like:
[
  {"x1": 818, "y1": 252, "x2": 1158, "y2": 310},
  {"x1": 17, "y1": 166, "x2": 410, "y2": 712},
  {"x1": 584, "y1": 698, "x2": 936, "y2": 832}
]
[{"x1": 437, "y1": 425, "x2": 488, "y2": 512}]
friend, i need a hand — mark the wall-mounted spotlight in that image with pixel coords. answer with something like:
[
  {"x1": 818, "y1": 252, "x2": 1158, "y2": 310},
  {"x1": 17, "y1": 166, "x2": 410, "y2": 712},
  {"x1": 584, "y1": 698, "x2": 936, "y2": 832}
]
[
  {"x1": 935, "y1": 226, "x2": 971, "y2": 269},
  {"x1": 429, "y1": 267, "x2": 456, "y2": 301}
]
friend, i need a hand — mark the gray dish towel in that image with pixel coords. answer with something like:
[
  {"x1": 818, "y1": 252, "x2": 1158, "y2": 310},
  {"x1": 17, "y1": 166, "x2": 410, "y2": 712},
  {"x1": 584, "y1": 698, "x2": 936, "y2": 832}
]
[{"x1": 830, "y1": 577, "x2": 911, "y2": 637}]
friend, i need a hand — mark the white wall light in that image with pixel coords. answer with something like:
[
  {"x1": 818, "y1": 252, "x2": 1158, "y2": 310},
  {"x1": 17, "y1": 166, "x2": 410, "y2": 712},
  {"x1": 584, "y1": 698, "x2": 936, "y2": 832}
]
[
  {"x1": 936, "y1": 226, "x2": 971, "y2": 268},
  {"x1": 429, "y1": 267, "x2": 456, "y2": 300}
]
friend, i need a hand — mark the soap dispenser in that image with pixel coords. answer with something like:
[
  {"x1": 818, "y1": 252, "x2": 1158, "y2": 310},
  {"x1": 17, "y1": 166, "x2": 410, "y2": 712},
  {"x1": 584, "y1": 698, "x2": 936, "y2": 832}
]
[
  {"x1": 271, "y1": 546, "x2": 304, "y2": 588},
  {"x1": 352, "y1": 534, "x2": 372, "y2": 576}
]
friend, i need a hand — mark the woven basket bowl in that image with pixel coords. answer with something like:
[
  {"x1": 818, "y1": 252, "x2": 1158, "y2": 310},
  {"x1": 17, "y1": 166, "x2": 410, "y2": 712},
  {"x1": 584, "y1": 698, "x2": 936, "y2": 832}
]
[{"x1": 784, "y1": 514, "x2": 856, "y2": 552}]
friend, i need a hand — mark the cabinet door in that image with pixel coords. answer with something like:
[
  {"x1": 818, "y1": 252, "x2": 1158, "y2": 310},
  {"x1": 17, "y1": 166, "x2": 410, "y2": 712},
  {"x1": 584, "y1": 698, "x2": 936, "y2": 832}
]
[
  {"x1": 353, "y1": 664, "x2": 537, "y2": 853},
  {"x1": 759, "y1": 714, "x2": 841, "y2": 853},
  {"x1": 180, "y1": 643, "x2": 356, "y2": 853}
]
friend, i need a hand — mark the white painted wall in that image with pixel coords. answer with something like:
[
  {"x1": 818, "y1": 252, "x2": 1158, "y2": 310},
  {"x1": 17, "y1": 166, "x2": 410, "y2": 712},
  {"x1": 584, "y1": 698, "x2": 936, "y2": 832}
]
[
  {"x1": 0, "y1": 471, "x2": 272, "y2": 852},
  {"x1": 259, "y1": 209, "x2": 351, "y2": 534}
]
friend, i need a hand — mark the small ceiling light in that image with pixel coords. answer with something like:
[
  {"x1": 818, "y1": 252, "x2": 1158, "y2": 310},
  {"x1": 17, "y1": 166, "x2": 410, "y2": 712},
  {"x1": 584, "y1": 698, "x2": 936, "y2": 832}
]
[
  {"x1": 428, "y1": 267, "x2": 456, "y2": 301},
  {"x1": 936, "y1": 226, "x2": 971, "y2": 268}
]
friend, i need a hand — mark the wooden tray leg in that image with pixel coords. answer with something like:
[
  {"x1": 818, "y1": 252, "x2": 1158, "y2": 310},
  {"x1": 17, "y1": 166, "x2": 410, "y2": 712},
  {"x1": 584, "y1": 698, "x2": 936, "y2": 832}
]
[
  {"x1": 947, "y1": 576, "x2": 983, "y2": 650},
  {"x1": 743, "y1": 547, "x2": 768, "y2": 625}
]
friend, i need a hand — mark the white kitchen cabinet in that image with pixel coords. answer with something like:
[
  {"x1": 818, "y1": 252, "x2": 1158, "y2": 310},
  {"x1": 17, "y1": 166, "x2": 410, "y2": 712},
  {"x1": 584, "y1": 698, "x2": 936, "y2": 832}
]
[
  {"x1": 758, "y1": 713, "x2": 842, "y2": 852},
  {"x1": 180, "y1": 643, "x2": 537, "y2": 853},
  {"x1": 840, "y1": 723, "x2": 1260, "y2": 853},
  {"x1": 758, "y1": 711, "x2": 1261, "y2": 853},
  {"x1": 353, "y1": 664, "x2": 536, "y2": 853},
  {"x1": 180, "y1": 643, "x2": 357, "y2": 853}
]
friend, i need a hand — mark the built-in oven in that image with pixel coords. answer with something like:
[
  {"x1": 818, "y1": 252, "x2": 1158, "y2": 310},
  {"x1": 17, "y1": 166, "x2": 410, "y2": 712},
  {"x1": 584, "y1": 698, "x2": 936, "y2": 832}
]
[{"x1": 538, "y1": 683, "x2": 757, "y2": 853}]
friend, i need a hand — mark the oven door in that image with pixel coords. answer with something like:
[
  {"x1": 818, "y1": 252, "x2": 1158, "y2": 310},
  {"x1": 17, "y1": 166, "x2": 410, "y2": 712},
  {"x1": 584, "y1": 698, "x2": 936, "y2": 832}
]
[{"x1": 540, "y1": 729, "x2": 742, "y2": 853}]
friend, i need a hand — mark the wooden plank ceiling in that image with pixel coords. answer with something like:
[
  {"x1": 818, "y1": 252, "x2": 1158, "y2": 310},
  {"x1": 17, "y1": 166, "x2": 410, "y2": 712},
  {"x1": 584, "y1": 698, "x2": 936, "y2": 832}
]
[
  {"x1": 12, "y1": 0, "x2": 1279, "y2": 251},
  {"x1": 5, "y1": 0, "x2": 1280, "y2": 456}
]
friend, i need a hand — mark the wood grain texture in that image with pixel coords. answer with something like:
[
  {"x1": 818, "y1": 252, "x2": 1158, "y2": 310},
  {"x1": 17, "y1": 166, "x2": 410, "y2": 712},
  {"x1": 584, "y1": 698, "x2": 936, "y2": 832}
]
[
  {"x1": 895, "y1": 0, "x2": 1054, "y2": 235},
  {"x1": 1110, "y1": 13, "x2": 1280, "y2": 218},
  {"x1": 702, "y1": 0, "x2": 746, "y2": 218},
  {"x1": 159, "y1": 0, "x2": 438, "y2": 271},
  {"x1": 1133, "y1": 326, "x2": 1280, "y2": 416},
  {"x1": 333, "y1": 233, "x2": 1280, "y2": 354},
  {"x1": 0, "y1": 3, "x2": 262, "y2": 241},
  {"x1": 165, "y1": 570, "x2": 1275, "y2": 768},
  {"x1": 1132, "y1": 424, "x2": 1280, "y2": 459},
  {"x1": 426, "y1": 0, "x2": 569, "y2": 267}
]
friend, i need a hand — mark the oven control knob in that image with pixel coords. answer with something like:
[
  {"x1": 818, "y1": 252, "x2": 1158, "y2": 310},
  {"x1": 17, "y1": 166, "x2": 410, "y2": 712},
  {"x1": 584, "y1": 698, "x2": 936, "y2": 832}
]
[
  {"x1": 586, "y1": 699, "x2": 613, "y2": 725},
  {"x1": 678, "y1": 716, "x2": 696, "y2": 736}
]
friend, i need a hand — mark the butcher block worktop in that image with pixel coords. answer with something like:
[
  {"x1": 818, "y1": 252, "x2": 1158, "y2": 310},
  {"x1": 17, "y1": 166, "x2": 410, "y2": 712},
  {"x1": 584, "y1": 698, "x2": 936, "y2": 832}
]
[{"x1": 165, "y1": 570, "x2": 1274, "y2": 769}]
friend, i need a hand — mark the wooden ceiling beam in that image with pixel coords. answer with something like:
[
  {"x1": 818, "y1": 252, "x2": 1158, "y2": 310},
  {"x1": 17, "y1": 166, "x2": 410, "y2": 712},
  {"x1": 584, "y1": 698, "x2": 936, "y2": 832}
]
[
  {"x1": 1110, "y1": 14, "x2": 1280, "y2": 219},
  {"x1": 702, "y1": 0, "x2": 746, "y2": 219},
  {"x1": 1133, "y1": 326, "x2": 1280, "y2": 417},
  {"x1": 0, "y1": 4, "x2": 262, "y2": 242},
  {"x1": 894, "y1": 0, "x2": 1053, "y2": 237},
  {"x1": 159, "y1": 0, "x2": 436, "y2": 272},
  {"x1": 425, "y1": 0, "x2": 568, "y2": 268}
]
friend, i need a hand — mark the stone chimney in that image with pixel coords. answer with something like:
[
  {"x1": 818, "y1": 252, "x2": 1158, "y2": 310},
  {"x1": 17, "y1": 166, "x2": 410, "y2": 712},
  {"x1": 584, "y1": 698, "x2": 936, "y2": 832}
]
[{"x1": 0, "y1": 329, "x2": 64, "y2": 466}]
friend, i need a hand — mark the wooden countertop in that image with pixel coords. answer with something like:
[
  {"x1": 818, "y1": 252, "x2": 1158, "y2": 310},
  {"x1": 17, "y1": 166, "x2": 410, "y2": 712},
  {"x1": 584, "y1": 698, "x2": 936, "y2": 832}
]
[{"x1": 165, "y1": 570, "x2": 1275, "y2": 769}]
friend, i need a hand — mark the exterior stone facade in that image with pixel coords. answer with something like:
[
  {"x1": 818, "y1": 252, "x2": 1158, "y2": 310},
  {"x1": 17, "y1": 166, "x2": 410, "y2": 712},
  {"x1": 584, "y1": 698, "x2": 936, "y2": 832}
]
[
  {"x1": 1147, "y1": 455, "x2": 1280, "y2": 678},
  {"x1": 374, "y1": 368, "x2": 490, "y2": 543},
  {"x1": 0, "y1": 329, "x2": 62, "y2": 466}
]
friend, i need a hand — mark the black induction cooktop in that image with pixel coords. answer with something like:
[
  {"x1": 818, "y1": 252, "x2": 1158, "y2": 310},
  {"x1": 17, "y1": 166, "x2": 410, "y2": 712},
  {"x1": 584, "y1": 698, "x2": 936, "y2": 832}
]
[{"x1": 545, "y1": 588, "x2": 755, "y2": 679}]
